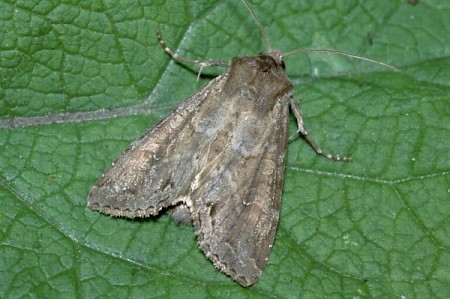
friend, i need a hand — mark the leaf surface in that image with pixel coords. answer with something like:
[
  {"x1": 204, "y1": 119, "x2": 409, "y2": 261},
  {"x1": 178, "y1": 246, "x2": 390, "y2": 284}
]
[{"x1": 1, "y1": 0, "x2": 449, "y2": 298}]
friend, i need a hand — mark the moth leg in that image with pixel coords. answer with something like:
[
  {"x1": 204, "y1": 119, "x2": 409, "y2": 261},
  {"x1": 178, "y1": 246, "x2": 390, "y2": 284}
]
[
  {"x1": 156, "y1": 31, "x2": 230, "y2": 79},
  {"x1": 289, "y1": 98, "x2": 352, "y2": 161}
]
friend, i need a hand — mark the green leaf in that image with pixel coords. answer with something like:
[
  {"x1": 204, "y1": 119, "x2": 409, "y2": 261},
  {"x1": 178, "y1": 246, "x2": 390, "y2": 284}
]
[{"x1": 1, "y1": 0, "x2": 449, "y2": 298}]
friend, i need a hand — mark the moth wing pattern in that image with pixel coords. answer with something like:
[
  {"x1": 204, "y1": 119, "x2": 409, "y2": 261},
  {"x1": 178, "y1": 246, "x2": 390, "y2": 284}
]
[
  {"x1": 87, "y1": 74, "x2": 229, "y2": 217},
  {"x1": 193, "y1": 93, "x2": 290, "y2": 287}
]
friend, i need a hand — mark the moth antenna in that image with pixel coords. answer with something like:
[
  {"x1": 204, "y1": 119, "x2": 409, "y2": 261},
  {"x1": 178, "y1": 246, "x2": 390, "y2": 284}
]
[
  {"x1": 242, "y1": 0, "x2": 272, "y2": 51},
  {"x1": 283, "y1": 48, "x2": 399, "y2": 71}
]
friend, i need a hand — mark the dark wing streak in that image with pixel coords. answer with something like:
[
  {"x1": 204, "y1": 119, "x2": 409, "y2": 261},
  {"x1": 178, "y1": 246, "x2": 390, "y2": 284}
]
[
  {"x1": 195, "y1": 99, "x2": 289, "y2": 286},
  {"x1": 87, "y1": 74, "x2": 229, "y2": 218}
]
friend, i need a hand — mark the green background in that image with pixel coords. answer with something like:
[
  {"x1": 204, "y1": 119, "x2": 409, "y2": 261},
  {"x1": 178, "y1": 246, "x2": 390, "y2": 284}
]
[{"x1": 1, "y1": 0, "x2": 449, "y2": 298}]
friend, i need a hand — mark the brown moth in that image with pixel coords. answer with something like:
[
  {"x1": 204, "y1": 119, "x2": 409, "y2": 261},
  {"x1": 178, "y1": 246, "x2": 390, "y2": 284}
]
[{"x1": 87, "y1": 0, "x2": 395, "y2": 287}]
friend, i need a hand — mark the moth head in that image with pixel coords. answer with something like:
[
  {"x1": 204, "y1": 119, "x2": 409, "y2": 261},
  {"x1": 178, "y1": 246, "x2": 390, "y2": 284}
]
[{"x1": 265, "y1": 49, "x2": 285, "y2": 69}]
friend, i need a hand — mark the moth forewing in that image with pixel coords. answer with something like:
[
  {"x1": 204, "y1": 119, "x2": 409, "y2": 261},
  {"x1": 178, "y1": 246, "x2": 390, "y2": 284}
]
[
  {"x1": 87, "y1": 74, "x2": 229, "y2": 217},
  {"x1": 189, "y1": 55, "x2": 292, "y2": 287}
]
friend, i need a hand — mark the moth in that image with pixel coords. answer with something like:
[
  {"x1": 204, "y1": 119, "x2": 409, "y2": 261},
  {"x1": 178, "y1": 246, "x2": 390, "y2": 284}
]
[{"x1": 87, "y1": 0, "x2": 395, "y2": 287}]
